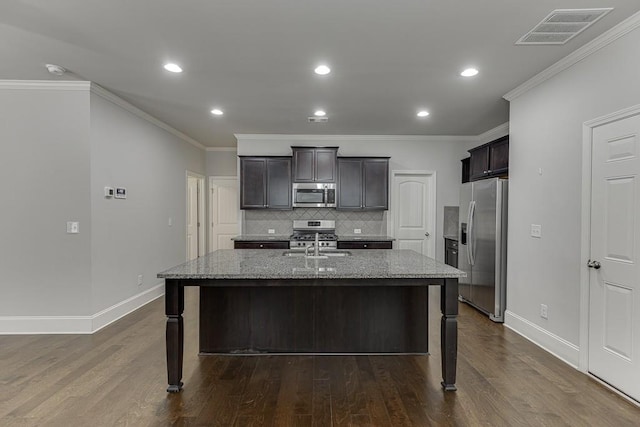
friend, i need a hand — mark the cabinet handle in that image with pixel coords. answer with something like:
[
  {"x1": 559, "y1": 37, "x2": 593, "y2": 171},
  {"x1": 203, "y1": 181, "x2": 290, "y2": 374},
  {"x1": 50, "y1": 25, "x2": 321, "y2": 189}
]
[
  {"x1": 259, "y1": 244, "x2": 264, "y2": 248},
  {"x1": 363, "y1": 244, "x2": 368, "y2": 248},
  {"x1": 452, "y1": 250, "x2": 457, "y2": 255}
]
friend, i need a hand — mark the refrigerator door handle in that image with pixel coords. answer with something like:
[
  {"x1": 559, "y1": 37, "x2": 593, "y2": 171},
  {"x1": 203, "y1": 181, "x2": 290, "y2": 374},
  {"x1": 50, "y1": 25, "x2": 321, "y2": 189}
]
[{"x1": 468, "y1": 201, "x2": 476, "y2": 266}]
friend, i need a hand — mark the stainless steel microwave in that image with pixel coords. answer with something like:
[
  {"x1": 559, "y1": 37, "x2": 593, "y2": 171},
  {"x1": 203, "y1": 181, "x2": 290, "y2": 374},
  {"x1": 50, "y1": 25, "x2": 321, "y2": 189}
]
[{"x1": 292, "y1": 183, "x2": 336, "y2": 208}]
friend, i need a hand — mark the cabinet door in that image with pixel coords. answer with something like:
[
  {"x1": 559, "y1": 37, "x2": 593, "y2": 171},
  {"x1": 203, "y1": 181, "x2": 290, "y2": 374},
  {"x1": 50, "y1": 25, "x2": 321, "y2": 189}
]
[
  {"x1": 293, "y1": 148, "x2": 315, "y2": 182},
  {"x1": 315, "y1": 148, "x2": 337, "y2": 182},
  {"x1": 461, "y1": 157, "x2": 470, "y2": 183},
  {"x1": 234, "y1": 241, "x2": 289, "y2": 249},
  {"x1": 489, "y1": 137, "x2": 509, "y2": 175},
  {"x1": 337, "y1": 241, "x2": 392, "y2": 249},
  {"x1": 240, "y1": 158, "x2": 266, "y2": 208},
  {"x1": 266, "y1": 158, "x2": 292, "y2": 209},
  {"x1": 469, "y1": 146, "x2": 489, "y2": 181},
  {"x1": 337, "y1": 158, "x2": 363, "y2": 209},
  {"x1": 363, "y1": 159, "x2": 388, "y2": 209}
]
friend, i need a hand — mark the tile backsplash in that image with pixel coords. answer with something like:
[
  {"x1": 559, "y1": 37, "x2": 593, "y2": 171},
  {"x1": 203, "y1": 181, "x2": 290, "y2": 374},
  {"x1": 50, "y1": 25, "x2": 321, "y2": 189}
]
[
  {"x1": 443, "y1": 206, "x2": 459, "y2": 237},
  {"x1": 244, "y1": 208, "x2": 387, "y2": 236}
]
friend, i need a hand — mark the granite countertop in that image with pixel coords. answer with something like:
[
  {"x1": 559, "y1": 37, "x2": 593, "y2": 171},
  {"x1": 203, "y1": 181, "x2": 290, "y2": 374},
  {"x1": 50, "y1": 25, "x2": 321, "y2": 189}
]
[
  {"x1": 158, "y1": 249, "x2": 465, "y2": 280},
  {"x1": 232, "y1": 235, "x2": 395, "y2": 242},
  {"x1": 337, "y1": 235, "x2": 395, "y2": 241},
  {"x1": 232, "y1": 235, "x2": 291, "y2": 241}
]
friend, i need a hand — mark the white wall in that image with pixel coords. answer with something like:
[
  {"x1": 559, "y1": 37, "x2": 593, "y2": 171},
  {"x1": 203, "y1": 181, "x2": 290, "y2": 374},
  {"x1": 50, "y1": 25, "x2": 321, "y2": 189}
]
[
  {"x1": 206, "y1": 149, "x2": 237, "y2": 176},
  {"x1": 237, "y1": 136, "x2": 478, "y2": 260},
  {"x1": 506, "y1": 22, "x2": 640, "y2": 364},
  {"x1": 90, "y1": 93, "x2": 205, "y2": 314},
  {"x1": 0, "y1": 85, "x2": 92, "y2": 317},
  {"x1": 0, "y1": 82, "x2": 205, "y2": 333}
]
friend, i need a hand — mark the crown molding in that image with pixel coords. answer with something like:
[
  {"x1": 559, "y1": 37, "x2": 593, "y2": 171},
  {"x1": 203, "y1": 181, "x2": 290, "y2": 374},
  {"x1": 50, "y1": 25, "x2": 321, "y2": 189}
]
[
  {"x1": 234, "y1": 134, "x2": 476, "y2": 143},
  {"x1": 0, "y1": 80, "x2": 91, "y2": 90},
  {"x1": 90, "y1": 83, "x2": 206, "y2": 151},
  {"x1": 205, "y1": 147, "x2": 237, "y2": 152},
  {"x1": 504, "y1": 10, "x2": 640, "y2": 101},
  {"x1": 476, "y1": 122, "x2": 509, "y2": 144}
]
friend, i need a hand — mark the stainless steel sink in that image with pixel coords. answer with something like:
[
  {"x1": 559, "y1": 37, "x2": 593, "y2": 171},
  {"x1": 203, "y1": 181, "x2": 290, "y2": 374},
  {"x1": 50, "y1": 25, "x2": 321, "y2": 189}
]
[{"x1": 282, "y1": 250, "x2": 351, "y2": 257}]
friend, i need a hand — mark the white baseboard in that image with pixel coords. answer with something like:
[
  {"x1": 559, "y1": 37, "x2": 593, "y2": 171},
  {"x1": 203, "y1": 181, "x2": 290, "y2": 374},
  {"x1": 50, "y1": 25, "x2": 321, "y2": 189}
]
[
  {"x1": 0, "y1": 283, "x2": 164, "y2": 335},
  {"x1": 504, "y1": 310, "x2": 580, "y2": 369}
]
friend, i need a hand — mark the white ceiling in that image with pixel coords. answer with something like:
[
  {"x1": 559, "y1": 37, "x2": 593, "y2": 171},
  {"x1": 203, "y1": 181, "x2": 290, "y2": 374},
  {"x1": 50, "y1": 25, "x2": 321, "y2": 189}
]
[{"x1": 1, "y1": 1, "x2": 639, "y2": 147}]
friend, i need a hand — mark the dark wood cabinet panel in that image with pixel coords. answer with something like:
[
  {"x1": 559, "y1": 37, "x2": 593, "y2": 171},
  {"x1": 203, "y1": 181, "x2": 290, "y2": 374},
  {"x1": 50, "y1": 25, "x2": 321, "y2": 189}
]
[
  {"x1": 234, "y1": 241, "x2": 289, "y2": 249},
  {"x1": 292, "y1": 147, "x2": 337, "y2": 182},
  {"x1": 461, "y1": 157, "x2": 470, "y2": 183},
  {"x1": 240, "y1": 156, "x2": 291, "y2": 209},
  {"x1": 337, "y1": 157, "x2": 389, "y2": 210},
  {"x1": 240, "y1": 158, "x2": 267, "y2": 208},
  {"x1": 266, "y1": 158, "x2": 292, "y2": 209},
  {"x1": 337, "y1": 241, "x2": 392, "y2": 249},
  {"x1": 363, "y1": 159, "x2": 389, "y2": 209},
  {"x1": 444, "y1": 238, "x2": 458, "y2": 268},
  {"x1": 337, "y1": 158, "x2": 363, "y2": 209},
  {"x1": 468, "y1": 136, "x2": 509, "y2": 181}
]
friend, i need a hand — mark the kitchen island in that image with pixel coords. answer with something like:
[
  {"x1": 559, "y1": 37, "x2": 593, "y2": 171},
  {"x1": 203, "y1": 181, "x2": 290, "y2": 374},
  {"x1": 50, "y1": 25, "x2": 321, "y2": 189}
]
[{"x1": 158, "y1": 249, "x2": 464, "y2": 392}]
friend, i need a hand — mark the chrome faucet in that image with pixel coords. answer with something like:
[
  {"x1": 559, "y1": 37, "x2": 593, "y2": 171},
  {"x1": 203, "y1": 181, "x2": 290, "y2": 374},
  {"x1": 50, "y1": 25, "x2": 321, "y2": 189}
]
[{"x1": 305, "y1": 232, "x2": 321, "y2": 257}]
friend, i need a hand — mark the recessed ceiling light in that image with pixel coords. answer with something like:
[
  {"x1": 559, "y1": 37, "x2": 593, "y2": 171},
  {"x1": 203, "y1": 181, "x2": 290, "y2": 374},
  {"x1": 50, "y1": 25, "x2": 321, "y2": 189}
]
[
  {"x1": 460, "y1": 68, "x2": 479, "y2": 77},
  {"x1": 164, "y1": 63, "x2": 183, "y2": 73},
  {"x1": 417, "y1": 110, "x2": 430, "y2": 117},
  {"x1": 314, "y1": 64, "x2": 331, "y2": 75},
  {"x1": 211, "y1": 109, "x2": 224, "y2": 116},
  {"x1": 314, "y1": 110, "x2": 326, "y2": 117}
]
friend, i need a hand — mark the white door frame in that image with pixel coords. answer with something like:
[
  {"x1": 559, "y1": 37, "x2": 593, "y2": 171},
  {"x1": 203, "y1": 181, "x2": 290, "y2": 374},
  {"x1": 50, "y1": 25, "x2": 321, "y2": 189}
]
[
  {"x1": 186, "y1": 170, "x2": 205, "y2": 261},
  {"x1": 208, "y1": 175, "x2": 239, "y2": 252},
  {"x1": 388, "y1": 170, "x2": 437, "y2": 258},
  {"x1": 580, "y1": 103, "x2": 640, "y2": 373}
]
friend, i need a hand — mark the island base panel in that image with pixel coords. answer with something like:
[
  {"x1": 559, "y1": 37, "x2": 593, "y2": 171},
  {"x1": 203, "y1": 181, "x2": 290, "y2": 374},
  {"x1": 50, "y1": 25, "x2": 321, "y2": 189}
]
[{"x1": 199, "y1": 286, "x2": 428, "y2": 353}]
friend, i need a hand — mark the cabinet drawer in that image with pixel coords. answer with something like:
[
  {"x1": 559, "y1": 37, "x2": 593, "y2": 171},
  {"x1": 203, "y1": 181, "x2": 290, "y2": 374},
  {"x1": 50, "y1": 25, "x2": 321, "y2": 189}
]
[
  {"x1": 234, "y1": 241, "x2": 289, "y2": 249},
  {"x1": 337, "y1": 241, "x2": 392, "y2": 249}
]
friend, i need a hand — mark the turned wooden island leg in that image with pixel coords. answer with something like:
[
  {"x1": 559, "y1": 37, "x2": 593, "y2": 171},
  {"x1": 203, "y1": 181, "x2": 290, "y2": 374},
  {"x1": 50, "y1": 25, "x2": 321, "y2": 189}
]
[
  {"x1": 440, "y1": 278, "x2": 458, "y2": 391},
  {"x1": 165, "y1": 280, "x2": 184, "y2": 393}
]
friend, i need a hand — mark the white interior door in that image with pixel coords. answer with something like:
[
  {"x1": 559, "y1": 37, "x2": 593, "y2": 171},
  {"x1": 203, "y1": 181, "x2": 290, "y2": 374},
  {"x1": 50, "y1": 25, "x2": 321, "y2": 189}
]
[
  {"x1": 589, "y1": 113, "x2": 640, "y2": 402},
  {"x1": 209, "y1": 177, "x2": 239, "y2": 251},
  {"x1": 186, "y1": 175, "x2": 200, "y2": 261},
  {"x1": 392, "y1": 171, "x2": 435, "y2": 257}
]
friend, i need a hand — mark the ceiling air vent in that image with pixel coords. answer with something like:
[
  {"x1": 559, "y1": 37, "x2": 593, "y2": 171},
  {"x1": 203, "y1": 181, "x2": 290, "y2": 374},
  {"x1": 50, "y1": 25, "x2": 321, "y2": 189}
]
[
  {"x1": 516, "y1": 8, "x2": 613, "y2": 45},
  {"x1": 308, "y1": 116, "x2": 328, "y2": 123}
]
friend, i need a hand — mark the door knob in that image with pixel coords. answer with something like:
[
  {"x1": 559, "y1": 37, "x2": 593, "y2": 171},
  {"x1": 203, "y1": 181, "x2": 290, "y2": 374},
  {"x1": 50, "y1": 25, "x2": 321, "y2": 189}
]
[
  {"x1": 425, "y1": 232, "x2": 430, "y2": 237},
  {"x1": 587, "y1": 260, "x2": 601, "y2": 269}
]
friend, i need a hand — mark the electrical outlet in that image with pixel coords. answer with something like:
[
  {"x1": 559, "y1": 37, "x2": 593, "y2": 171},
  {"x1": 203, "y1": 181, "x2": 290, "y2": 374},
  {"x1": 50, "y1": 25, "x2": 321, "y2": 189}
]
[
  {"x1": 168, "y1": 217, "x2": 173, "y2": 227},
  {"x1": 531, "y1": 224, "x2": 542, "y2": 238},
  {"x1": 354, "y1": 229, "x2": 362, "y2": 234},
  {"x1": 137, "y1": 274, "x2": 144, "y2": 286},
  {"x1": 268, "y1": 229, "x2": 275, "y2": 234},
  {"x1": 540, "y1": 304, "x2": 548, "y2": 319},
  {"x1": 66, "y1": 221, "x2": 79, "y2": 234}
]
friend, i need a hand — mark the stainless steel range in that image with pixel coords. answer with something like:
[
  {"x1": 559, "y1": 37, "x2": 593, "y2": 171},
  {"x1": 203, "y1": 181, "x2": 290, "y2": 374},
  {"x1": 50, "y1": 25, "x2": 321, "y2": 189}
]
[{"x1": 289, "y1": 220, "x2": 338, "y2": 250}]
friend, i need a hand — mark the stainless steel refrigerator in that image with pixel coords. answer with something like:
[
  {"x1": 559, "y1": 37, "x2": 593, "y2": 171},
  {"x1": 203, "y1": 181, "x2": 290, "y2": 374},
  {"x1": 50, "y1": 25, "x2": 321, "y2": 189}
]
[{"x1": 458, "y1": 178, "x2": 508, "y2": 322}]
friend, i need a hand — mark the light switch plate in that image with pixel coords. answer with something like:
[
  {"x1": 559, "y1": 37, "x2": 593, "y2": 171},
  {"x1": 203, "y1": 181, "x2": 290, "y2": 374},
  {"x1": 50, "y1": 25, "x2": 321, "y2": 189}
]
[
  {"x1": 354, "y1": 229, "x2": 362, "y2": 234},
  {"x1": 531, "y1": 224, "x2": 542, "y2": 238},
  {"x1": 268, "y1": 229, "x2": 275, "y2": 234}
]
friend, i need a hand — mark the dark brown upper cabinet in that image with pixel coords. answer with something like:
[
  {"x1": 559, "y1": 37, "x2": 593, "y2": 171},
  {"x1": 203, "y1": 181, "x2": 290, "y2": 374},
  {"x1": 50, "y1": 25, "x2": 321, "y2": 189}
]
[
  {"x1": 337, "y1": 157, "x2": 389, "y2": 210},
  {"x1": 468, "y1": 136, "x2": 509, "y2": 181},
  {"x1": 292, "y1": 147, "x2": 338, "y2": 182},
  {"x1": 239, "y1": 156, "x2": 292, "y2": 210}
]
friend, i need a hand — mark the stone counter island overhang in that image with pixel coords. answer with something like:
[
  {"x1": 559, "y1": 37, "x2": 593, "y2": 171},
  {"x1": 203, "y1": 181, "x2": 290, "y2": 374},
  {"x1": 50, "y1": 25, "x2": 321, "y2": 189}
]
[{"x1": 158, "y1": 249, "x2": 466, "y2": 392}]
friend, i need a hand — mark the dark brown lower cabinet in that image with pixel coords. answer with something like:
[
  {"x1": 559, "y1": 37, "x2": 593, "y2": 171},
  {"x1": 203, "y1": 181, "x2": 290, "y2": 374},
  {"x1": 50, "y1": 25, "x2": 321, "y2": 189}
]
[
  {"x1": 444, "y1": 238, "x2": 458, "y2": 268},
  {"x1": 200, "y1": 285, "x2": 428, "y2": 353},
  {"x1": 337, "y1": 241, "x2": 392, "y2": 249},
  {"x1": 234, "y1": 241, "x2": 289, "y2": 249}
]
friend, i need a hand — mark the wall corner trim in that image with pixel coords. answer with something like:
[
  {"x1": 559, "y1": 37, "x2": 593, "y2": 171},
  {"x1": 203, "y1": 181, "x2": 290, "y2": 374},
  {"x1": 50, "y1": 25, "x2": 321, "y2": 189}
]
[
  {"x1": 89, "y1": 83, "x2": 207, "y2": 151},
  {"x1": 234, "y1": 134, "x2": 477, "y2": 143},
  {"x1": 504, "y1": 310, "x2": 580, "y2": 369},
  {"x1": 503, "y1": 10, "x2": 640, "y2": 101},
  {"x1": 0, "y1": 284, "x2": 164, "y2": 335}
]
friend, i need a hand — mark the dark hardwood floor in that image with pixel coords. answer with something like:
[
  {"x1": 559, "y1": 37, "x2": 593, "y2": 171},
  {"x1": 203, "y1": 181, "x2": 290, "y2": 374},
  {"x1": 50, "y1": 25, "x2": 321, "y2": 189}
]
[{"x1": 1, "y1": 287, "x2": 638, "y2": 426}]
